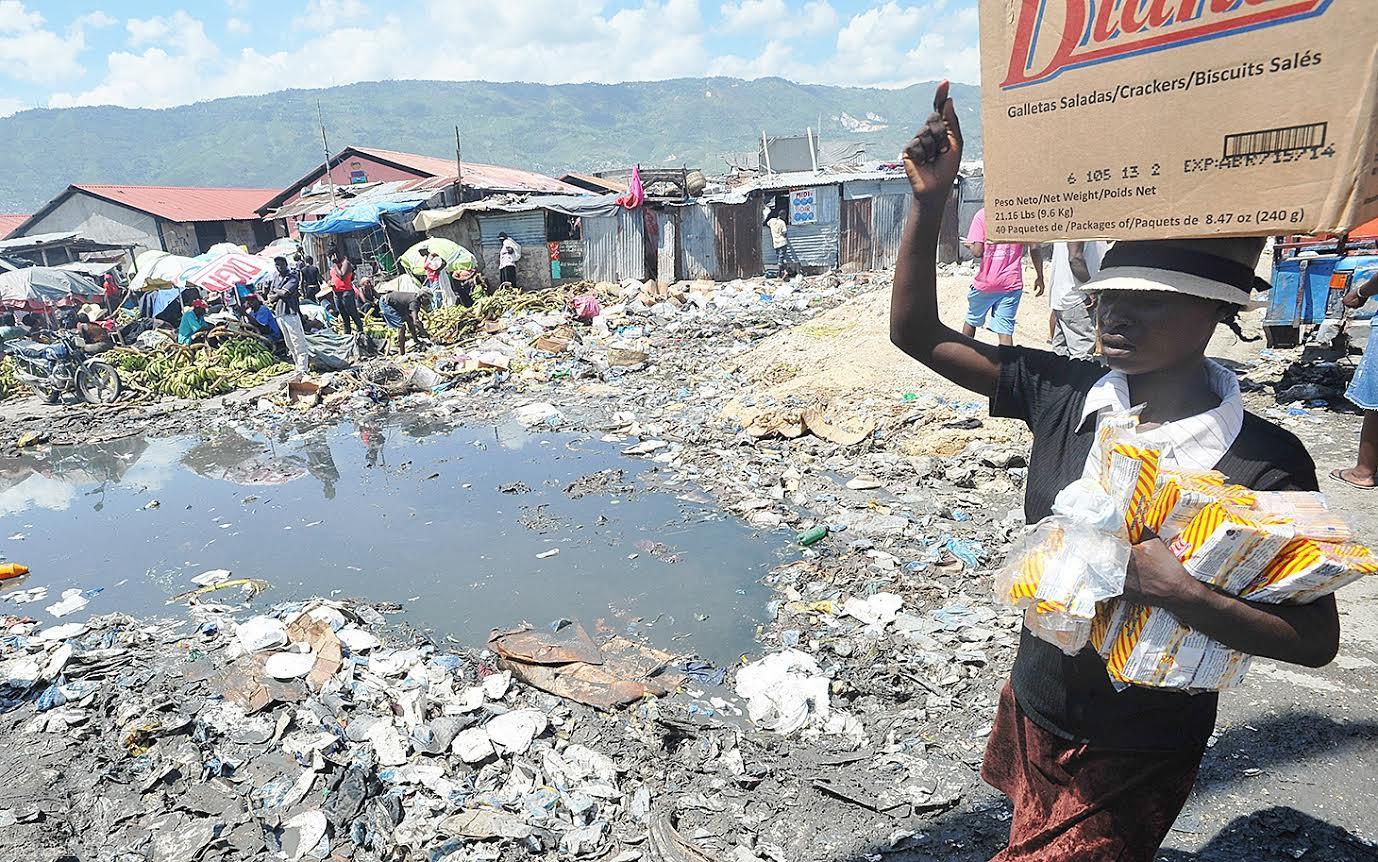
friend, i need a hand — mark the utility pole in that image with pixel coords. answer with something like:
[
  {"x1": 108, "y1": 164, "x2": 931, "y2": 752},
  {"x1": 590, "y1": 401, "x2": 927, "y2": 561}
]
[
  {"x1": 454, "y1": 125, "x2": 464, "y2": 204},
  {"x1": 317, "y1": 100, "x2": 336, "y2": 208}
]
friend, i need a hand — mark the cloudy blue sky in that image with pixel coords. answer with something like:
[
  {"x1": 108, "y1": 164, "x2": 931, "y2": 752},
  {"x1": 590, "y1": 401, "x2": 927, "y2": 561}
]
[{"x1": 0, "y1": 0, "x2": 980, "y2": 116}]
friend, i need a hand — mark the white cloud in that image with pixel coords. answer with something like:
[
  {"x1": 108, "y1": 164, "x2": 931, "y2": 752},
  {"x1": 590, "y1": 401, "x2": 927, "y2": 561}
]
[
  {"x1": 720, "y1": 0, "x2": 785, "y2": 31},
  {"x1": 226, "y1": 16, "x2": 251, "y2": 34},
  {"x1": 719, "y1": 0, "x2": 834, "y2": 38},
  {"x1": 829, "y1": 1, "x2": 980, "y2": 86},
  {"x1": 225, "y1": 0, "x2": 251, "y2": 9},
  {"x1": 297, "y1": 0, "x2": 368, "y2": 31},
  {"x1": 711, "y1": 1, "x2": 978, "y2": 88},
  {"x1": 0, "y1": 1, "x2": 95, "y2": 83},
  {"x1": 798, "y1": 0, "x2": 837, "y2": 34},
  {"x1": 711, "y1": 39, "x2": 808, "y2": 81},
  {"x1": 74, "y1": 11, "x2": 118, "y2": 30},
  {"x1": 0, "y1": 0, "x2": 42, "y2": 33},
  {"x1": 51, "y1": 1, "x2": 714, "y2": 109},
  {"x1": 0, "y1": 96, "x2": 28, "y2": 117},
  {"x1": 126, "y1": 11, "x2": 190, "y2": 47},
  {"x1": 44, "y1": 0, "x2": 979, "y2": 110}
]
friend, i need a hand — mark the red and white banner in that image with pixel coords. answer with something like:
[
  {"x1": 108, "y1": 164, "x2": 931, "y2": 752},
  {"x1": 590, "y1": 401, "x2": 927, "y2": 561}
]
[{"x1": 184, "y1": 252, "x2": 274, "y2": 293}]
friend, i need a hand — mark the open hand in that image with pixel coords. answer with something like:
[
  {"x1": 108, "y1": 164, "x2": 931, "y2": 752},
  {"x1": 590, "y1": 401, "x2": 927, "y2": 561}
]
[{"x1": 903, "y1": 80, "x2": 963, "y2": 202}]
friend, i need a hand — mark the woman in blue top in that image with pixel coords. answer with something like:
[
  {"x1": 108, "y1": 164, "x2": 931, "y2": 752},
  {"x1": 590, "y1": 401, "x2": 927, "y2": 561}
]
[{"x1": 178, "y1": 299, "x2": 208, "y2": 345}]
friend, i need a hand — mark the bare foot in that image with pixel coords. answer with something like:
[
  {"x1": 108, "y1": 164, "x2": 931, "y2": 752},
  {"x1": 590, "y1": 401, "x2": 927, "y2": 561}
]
[{"x1": 1330, "y1": 467, "x2": 1378, "y2": 489}]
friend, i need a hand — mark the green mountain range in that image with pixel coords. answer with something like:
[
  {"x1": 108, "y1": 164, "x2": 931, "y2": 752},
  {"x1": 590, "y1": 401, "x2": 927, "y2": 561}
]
[{"x1": 0, "y1": 77, "x2": 982, "y2": 213}]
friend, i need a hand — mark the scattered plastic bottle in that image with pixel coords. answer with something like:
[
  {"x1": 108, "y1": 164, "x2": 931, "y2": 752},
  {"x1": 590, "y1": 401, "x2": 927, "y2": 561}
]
[
  {"x1": 0, "y1": 563, "x2": 29, "y2": 580},
  {"x1": 797, "y1": 526, "x2": 828, "y2": 546}
]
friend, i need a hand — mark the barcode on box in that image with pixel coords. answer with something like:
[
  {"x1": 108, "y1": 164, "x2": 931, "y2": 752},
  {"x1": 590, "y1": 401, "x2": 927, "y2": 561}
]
[{"x1": 1223, "y1": 123, "x2": 1328, "y2": 159}]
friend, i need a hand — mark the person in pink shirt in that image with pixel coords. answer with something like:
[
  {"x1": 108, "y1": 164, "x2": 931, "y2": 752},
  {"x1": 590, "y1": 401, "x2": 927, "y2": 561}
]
[{"x1": 961, "y1": 207, "x2": 1045, "y2": 346}]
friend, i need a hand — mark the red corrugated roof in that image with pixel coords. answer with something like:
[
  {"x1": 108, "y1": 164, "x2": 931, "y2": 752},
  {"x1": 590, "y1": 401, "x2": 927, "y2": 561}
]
[
  {"x1": 351, "y1": 147, "x2": 583, "y2": 194},
  {"x1": 71, "y1": 184, "x2": 280, "y2": 222},
  {"x1": 0, "y1": 214, "x2": 30, "y2": 239}
]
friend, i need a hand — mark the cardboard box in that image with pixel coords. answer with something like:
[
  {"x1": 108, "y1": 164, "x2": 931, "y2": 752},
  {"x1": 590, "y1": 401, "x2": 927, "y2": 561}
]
[{"x1": 978, "y1": 0, "x2": 1378, "y2": 241}]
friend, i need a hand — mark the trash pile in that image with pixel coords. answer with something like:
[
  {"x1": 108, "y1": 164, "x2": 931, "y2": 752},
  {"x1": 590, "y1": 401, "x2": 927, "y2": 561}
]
[{"x1": 0, "y1": 588, "x2": 682, "y2": 861}]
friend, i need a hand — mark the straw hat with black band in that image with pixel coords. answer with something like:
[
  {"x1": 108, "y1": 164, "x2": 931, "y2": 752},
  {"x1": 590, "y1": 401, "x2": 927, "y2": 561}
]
[{"x1": 1082, "y1": 240, "x2": 1272, "y2": 308}]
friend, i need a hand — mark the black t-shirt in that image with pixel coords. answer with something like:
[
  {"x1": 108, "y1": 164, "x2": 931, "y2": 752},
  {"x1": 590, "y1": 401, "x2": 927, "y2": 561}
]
[{"x1": 991, "y1": 347, "x2": 1318, "y2": 751}]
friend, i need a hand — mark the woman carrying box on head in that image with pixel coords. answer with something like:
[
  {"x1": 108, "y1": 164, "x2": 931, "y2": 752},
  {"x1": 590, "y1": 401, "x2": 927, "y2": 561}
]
[{"x1": 890, "y1": 82, "x2": 1340, "y2": 862}]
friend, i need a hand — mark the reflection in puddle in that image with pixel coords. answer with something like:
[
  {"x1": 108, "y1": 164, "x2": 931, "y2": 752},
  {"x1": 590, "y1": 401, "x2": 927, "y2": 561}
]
[{"x1": 0, "y1": 420, "x2": 780, "y2": 663}]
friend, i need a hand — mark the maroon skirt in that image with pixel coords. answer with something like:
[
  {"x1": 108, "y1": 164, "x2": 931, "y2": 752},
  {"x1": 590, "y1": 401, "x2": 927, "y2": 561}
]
[{"x1": 981, "y1": 683, "x2": 1204, "y2": 862}]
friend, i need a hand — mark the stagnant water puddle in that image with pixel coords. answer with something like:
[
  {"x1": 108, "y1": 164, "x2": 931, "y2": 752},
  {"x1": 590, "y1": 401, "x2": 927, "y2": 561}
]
[{"x1": 0, "y1": 416, "x2": 782, "y2": 664}]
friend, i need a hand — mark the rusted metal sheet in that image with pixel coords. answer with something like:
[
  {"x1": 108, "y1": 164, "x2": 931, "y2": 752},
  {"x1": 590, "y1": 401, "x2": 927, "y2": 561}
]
[
  {"x1": 678, "y1": 203, "x2": 717, "y2": 280},
  {"x1": 713, "y1": 202, "x2": 761, "y2": 280},
  {"x1": 840, "y1": 197, "x2": 872, "y2": 272},
  {"x1": 870, "y1": 193, "x2": 909, "y2": 271},
  {"x1": 583, "y1": 208, "x2": 645, "y2": 282},
  {"x1": 655, "y1": 209, "x2": 677, "y2": 286}
]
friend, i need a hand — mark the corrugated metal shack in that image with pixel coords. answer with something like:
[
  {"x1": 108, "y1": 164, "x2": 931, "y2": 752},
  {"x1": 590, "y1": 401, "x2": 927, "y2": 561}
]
[
  {"x1": 414, "y1": 194, "x2": 631, "y2": 290},
  {"x1": 411, "y1": 170, "x2": 975, "y2": 289}
]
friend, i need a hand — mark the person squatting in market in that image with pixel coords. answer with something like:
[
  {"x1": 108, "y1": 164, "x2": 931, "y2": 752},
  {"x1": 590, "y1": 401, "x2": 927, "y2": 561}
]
[
  {"x1": 962, "y1": 206, "x2": 1044, "y2": 347},
  {"x1": 329, "y1": 249, "x2": 365, "y2": 335},
  {"x1": 1332, "y1": 268, "x2": 1378, "y2": 490},
  {"x1": 378, "y1": 285, "x2": 431, "y2": 355},
  {"x1": 239, "y1": 292, "x2": 283, "y2": 349},
  {"x1": 891, "y1": 82, "x2": 1340, "y2": 862},
  {"x1": 267, "y1": 256, "x2": 310, "y2": 375},
  {"x1": 178, "y1": 299, "x2": 208, "y2": 345},
  {"x1": 498, "y1": 232, "x2": 522, "y2": 288},
  {"x1": 1048, "y1": 241, "x2": 1107, "y2": 359}
]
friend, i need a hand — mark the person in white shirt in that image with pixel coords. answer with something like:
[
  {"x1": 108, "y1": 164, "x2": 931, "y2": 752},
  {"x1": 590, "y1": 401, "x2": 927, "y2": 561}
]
[
  {"x1": 765, "y1": 210, "x2": 795, "y2": 278},
  {"x1": 1048, "y1": 240, "x2": 1108, "y2": 358},
  {"x1": 498, "y1": 233, "x2": 522, "y2": 288}
]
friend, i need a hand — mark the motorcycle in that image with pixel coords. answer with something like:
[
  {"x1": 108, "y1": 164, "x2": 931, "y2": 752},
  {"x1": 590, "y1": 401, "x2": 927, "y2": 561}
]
[{"x1": 4, "y1": 334, "x2": 121, "y2": 405}]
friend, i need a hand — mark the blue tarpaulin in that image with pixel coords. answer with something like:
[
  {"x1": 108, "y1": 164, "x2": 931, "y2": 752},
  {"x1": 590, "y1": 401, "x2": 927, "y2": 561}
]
[{"x1": 298, "y1": 200, "x2": 424, "y2": 235}]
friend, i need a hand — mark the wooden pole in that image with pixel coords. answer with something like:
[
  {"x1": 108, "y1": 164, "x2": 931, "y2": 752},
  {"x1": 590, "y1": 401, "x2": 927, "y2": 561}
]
[
  {"x1": 317, "y1": 100, "x2": 336, "y2": 209},
  {"x1": 761, "y1": 130, "x2": 773, "y2": 176},
  {"x1": 455, "y1": 125, "x2": 464, "y2": 203}
]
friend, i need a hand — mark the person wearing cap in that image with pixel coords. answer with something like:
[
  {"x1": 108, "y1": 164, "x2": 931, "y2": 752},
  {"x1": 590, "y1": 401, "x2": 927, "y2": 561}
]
[
  {"x1": 498, "y1": 232, "x2": 521, "y2": 288},
  {"x1": 1332, "y1": 269, "x2": 1378, "y2": 489},
  {"x1": 891, "y1": 83, "x2": 1338, "y2": 861},
  {"x1": 178, "y1": 299, "x2": 208, "y2": 345},
  {"x1": 239, "y1": 292, "x2": 283, "y2": 345},
  {"x1": 267, "y1": 255, "x2": 309, "y2": 374}
]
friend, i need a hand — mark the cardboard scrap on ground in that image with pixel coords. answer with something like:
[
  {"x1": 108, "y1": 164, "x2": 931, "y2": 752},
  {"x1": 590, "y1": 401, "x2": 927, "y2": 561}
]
[
  {"x1": 722, "y1": 401, "x2": 874, "y2": 445},
  {"x1": 217, "y1": 613, "x2": 343, "y2": 713},
  {"x1": 489, "y1": 625, "x2": 684, "y2": 711},
  {"x1": 488, "y1": 622, "x2": 604, "y2": 666}
]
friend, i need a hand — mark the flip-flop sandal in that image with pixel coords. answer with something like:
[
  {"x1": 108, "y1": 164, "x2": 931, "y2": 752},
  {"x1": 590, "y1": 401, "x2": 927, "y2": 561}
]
[{"x1": 1330, "y1": 468, "x2": 1378, "y2": 490}]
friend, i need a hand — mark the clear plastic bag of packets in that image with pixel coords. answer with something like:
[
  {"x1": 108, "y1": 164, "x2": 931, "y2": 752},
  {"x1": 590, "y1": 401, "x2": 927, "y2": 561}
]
[
  {"x1": 996, "y1": 479, "x2": 1134, "y2": 655},
  {"x1": 996, "y1": 404, "x2": 1162, "y2": 655}
]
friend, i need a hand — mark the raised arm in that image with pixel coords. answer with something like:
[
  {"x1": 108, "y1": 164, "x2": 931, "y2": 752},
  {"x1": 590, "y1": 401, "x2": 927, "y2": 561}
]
[{"x1": 890, "y1": 81, "x2": 1002, "y2": 400}]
